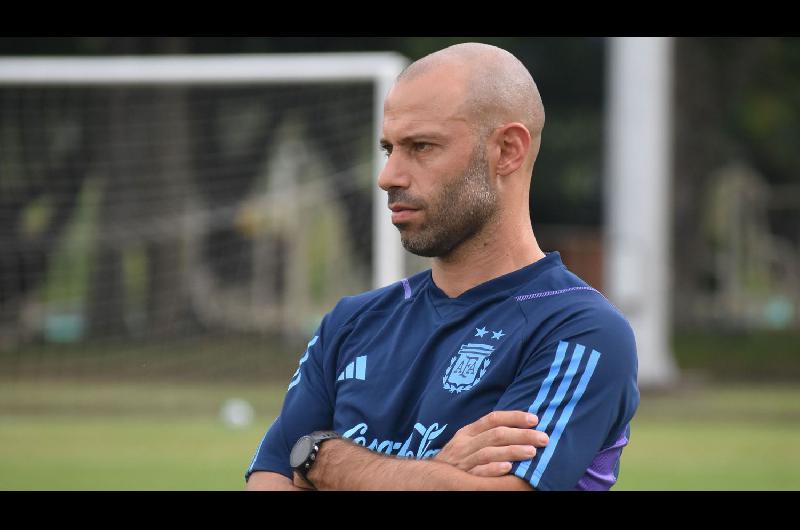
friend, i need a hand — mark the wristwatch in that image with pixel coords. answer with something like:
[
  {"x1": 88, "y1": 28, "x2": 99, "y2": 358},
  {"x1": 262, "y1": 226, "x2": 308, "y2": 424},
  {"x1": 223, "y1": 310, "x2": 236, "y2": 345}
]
[{"x1": 290, "y1": 430, "x2": 341, "y2": 488}]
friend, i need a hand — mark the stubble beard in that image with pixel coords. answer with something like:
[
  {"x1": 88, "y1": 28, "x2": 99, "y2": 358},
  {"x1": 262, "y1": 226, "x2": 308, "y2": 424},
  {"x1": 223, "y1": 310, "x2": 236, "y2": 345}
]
[{"x1": 393, "y1": 143, "x2": 499, "y2": 258}]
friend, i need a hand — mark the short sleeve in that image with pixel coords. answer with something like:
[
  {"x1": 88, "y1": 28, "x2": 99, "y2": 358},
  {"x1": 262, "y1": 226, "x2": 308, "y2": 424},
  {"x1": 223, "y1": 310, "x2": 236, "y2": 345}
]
[
  {"x1": 495, "y1": 306, "x2": 640, "y2": 491},
  {"x1": 245, "y1": 317, "x2": 336, "y2": 482}
]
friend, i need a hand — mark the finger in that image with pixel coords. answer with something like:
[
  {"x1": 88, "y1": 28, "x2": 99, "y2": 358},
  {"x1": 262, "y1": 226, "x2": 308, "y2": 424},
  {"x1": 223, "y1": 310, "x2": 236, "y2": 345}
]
[
  {"x1": 463, "y1": 410, "x2": 539, "y2": 435},
  {"x1": 471, "y1": 445, "x2": 538, "y2": 467},
  {"x1": 473, "y1": 426, "x2": 549, "y2": 450},
  {"x1": 468, "y1": 461, "x2": 513, "y2": 477},
  {"x1": 459, "y1": 442, "x2": 538, "y2": 471}
]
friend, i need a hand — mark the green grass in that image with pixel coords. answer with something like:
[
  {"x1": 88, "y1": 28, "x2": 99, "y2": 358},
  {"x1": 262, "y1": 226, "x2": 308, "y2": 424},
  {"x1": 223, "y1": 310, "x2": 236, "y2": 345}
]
[
  {"x1": 615, "y1": 383, "x2": 800, "y2": 490},
  {"x1": 615, "y1": 421, "x2": 800, "y2": 490},
  {"x1": 1, "y1": 379, "x2": 798, "y2": 490},
  {"x1": 0, "y1": 417, "x2": 264, "y2": 490},
  {"x1": 0, "y1": 379, "x2": 287, "y2": 490}
]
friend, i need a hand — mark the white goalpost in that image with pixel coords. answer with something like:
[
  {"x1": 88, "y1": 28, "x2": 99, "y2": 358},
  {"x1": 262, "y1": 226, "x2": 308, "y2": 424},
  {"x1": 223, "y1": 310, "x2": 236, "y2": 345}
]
[{"x1": 606, "y1": 37, "x2": 678, "y2": 388}]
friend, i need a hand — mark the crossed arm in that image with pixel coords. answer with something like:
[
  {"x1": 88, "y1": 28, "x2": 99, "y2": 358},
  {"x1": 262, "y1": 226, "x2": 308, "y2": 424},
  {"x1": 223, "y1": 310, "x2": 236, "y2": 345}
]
[{"x1": 246, "y1": 411, "x2": 549, "y2": 491}]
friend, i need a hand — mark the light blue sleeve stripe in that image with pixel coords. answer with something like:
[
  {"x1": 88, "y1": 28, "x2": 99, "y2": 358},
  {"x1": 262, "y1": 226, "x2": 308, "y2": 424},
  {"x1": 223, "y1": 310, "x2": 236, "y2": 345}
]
[
  {"x1": 287, "y1": 351, "x2": 308, "y2": 391},
  {"x1": 287, "y1": 335, "x2": 318, "y2": 391},
  {"x1": 516, "y1": 343, "x2": 585, "y2": 482},
  {"x1": 345, "y1": 362, "x2": 354, "y2": 379},
  {"x1": 528, "y1": 341, "x2": 569, "y2": 415},
  {"x1": 538, "y1": 344, "x2": 585, "y2": 432},
  {"x1": 531, "y1": 349, "x2": 601, "y2": 487},
  {"x1": 514, "y1": 341, "x2": 569, "y2": 481},
  {"x1": 355, "y1": 356, "x2": 367, "y2": 380}
]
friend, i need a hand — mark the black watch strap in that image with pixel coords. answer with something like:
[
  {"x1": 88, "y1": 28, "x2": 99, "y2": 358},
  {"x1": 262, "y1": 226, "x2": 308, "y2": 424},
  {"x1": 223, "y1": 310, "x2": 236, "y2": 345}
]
[{"x1": 291, "y1": 430, "x2": 341, "y2": 488}]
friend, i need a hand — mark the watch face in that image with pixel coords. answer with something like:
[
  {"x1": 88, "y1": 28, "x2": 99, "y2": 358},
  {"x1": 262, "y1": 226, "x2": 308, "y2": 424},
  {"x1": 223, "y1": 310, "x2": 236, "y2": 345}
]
[{"x1": 290, "y1": 436, "x2": 314, "y2": 469}]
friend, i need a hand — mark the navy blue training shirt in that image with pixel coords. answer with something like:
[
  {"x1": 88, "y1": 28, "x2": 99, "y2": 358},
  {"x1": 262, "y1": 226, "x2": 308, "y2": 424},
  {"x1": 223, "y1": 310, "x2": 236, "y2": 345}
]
[{"x1": 246, "y1": 252, "x2": 640, "y2": 490}]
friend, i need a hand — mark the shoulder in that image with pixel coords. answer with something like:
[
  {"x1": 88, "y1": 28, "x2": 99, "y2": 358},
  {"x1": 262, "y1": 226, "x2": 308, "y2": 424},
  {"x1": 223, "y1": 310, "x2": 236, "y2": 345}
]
[
  {"x1": 558, "y1": 294, "x2": 637, "y2": 372},
  {"x1": 325, "y1": 269, "x2": 430, "y2": 329},
  {"x1": 513, "y1": 257, "x2": 636, "y2": 362}
]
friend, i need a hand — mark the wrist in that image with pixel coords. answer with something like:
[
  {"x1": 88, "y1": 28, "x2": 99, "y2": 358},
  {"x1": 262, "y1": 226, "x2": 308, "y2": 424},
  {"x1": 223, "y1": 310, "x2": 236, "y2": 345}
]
[
  {"x1": 306, "y1": 437, "x2": 354, "y2": 489},
  {"x1": 290, "y1": 430, "x2": 342, "y2": 489}
]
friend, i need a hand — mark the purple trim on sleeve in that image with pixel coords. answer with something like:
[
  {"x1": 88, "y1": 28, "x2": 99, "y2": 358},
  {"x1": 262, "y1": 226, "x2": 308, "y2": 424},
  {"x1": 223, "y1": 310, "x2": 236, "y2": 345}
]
[
  {"x1": 515, "y1": 286, "x2": 599, "y2": 302},
  {"x1": 401, "y1": 278, "x2": 411, "y2": 300},
  {"x1": 575, "y1": 433, "x2": 629, "y2": 491}
]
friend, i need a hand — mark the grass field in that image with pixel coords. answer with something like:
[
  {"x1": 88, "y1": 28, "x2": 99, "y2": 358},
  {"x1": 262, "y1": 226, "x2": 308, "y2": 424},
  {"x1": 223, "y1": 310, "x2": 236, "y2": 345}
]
[
  {"x1": 615, "y1": 383, "x2": 800, "y2": 490},
  {"x1": 1, "y1": 378, "x2": 799, "y2": 490}
]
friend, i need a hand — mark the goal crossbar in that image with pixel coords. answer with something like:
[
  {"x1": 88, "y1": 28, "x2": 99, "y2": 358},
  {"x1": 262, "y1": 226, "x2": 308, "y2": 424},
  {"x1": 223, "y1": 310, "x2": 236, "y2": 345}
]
[{"x1": 0, "y1": 53, "x2": 408, "y2": 85}]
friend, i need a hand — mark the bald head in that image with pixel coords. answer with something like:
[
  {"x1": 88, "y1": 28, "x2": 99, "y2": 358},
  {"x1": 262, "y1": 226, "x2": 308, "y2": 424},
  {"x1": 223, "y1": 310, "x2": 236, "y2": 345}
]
[{"x1": 397, "y1": 43, "x2": 545, "y2": 141}]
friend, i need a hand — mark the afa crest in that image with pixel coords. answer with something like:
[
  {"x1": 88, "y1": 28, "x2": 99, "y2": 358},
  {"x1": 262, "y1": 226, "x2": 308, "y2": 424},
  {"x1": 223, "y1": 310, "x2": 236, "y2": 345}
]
[{"x1": 443, "y1": 343, "x2": 494, "y2": 393}]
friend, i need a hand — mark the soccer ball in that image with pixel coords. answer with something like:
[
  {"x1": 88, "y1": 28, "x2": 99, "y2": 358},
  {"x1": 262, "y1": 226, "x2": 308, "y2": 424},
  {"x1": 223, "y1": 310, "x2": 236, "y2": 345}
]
[{"x1": 220, "y1": 398, "x2": 255, "y2": 429}]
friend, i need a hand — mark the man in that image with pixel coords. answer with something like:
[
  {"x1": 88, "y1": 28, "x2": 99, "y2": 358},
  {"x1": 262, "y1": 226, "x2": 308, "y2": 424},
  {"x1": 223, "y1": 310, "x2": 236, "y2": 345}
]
[{"x1": 246, "y1": 42, "x2": 639, "y2": 491}]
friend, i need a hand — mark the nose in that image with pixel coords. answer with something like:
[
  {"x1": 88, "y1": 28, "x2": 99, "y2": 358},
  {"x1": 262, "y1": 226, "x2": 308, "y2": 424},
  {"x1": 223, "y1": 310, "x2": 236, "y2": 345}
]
[{"x1": 377, "y1": 151, "x2": 411, "y2": 192}]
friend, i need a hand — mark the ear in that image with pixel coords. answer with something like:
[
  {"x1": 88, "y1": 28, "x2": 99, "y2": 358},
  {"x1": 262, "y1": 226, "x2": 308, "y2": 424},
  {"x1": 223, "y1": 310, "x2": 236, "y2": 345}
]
[{"x1": 494, "y1": 123, "x2": 531, "y2": 177}]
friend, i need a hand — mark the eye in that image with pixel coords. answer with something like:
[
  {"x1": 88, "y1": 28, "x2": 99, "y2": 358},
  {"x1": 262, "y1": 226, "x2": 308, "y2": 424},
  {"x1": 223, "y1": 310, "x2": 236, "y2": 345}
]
[
  {"x1": 412, "y1": 142, "x2": 433, "y2": 153},
  {"x1": 380, "y1": 143, "x2": 393, "y2": 158}
]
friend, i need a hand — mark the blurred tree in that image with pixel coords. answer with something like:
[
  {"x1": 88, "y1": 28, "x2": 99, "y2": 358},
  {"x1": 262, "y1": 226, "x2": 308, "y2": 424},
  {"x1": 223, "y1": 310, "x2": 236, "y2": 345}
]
[{"x1": 673, "y1": 37, "x2": 800, "y2": 328}]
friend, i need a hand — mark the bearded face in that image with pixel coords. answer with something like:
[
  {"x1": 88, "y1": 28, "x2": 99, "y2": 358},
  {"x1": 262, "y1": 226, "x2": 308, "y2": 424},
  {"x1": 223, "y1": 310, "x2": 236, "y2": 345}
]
[{"x1": 388, "y1": 141, "x2": 498, "y2": 258}]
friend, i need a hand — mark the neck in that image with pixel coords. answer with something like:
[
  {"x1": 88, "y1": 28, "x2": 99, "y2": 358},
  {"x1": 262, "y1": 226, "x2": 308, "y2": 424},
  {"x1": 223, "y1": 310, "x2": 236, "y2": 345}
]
[{"x1": 431, "y1": 212, "x2": 545, "y2": 298}]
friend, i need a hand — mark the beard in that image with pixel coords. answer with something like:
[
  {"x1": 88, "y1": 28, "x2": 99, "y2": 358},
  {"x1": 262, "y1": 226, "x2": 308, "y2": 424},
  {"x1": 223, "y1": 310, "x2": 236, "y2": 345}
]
[{"x1": 388, "y1": 142, "x2": 499, "y2": 258}]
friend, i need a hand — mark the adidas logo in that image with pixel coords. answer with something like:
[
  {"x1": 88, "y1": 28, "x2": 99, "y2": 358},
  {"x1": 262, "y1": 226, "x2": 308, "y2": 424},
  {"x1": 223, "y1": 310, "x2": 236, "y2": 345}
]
[{"x1": 337, "y1": 356, "x2": 367, "y2": 382}]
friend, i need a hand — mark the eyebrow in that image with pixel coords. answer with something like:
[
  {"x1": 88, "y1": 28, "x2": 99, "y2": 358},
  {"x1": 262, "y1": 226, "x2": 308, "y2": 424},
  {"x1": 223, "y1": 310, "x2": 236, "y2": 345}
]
[{"x1": 379, "y1": 132, "x2": 447, "y2": 147}]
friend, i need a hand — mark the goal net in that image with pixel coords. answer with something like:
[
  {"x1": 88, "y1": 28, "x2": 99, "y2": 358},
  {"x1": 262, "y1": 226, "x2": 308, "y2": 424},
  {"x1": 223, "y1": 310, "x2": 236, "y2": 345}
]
[{"x1": 0, "y1": 53, "x2": 422, "y2": 384}]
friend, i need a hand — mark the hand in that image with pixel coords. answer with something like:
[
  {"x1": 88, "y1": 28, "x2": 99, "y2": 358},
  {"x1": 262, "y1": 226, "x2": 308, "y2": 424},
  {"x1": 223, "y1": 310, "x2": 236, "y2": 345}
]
[{"x1": 433, "y1": 411, "x2": 549, "y2": 477}]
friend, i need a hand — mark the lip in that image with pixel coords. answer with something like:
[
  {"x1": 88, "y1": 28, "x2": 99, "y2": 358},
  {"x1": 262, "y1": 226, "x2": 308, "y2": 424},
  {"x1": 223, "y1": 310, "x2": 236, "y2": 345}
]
[{"x1": 388, "y1": 204, "x2": 420, "y2": 224}]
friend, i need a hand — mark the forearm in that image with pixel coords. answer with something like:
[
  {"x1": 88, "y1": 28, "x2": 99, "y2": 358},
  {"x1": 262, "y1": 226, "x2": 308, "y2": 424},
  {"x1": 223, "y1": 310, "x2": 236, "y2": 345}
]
[
  {"x1": 307, "y1": 439, "x2": 533, "y2": 491},
  {"x1": 247, "y1": 471, "x2": 309, "y2": 491}
]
